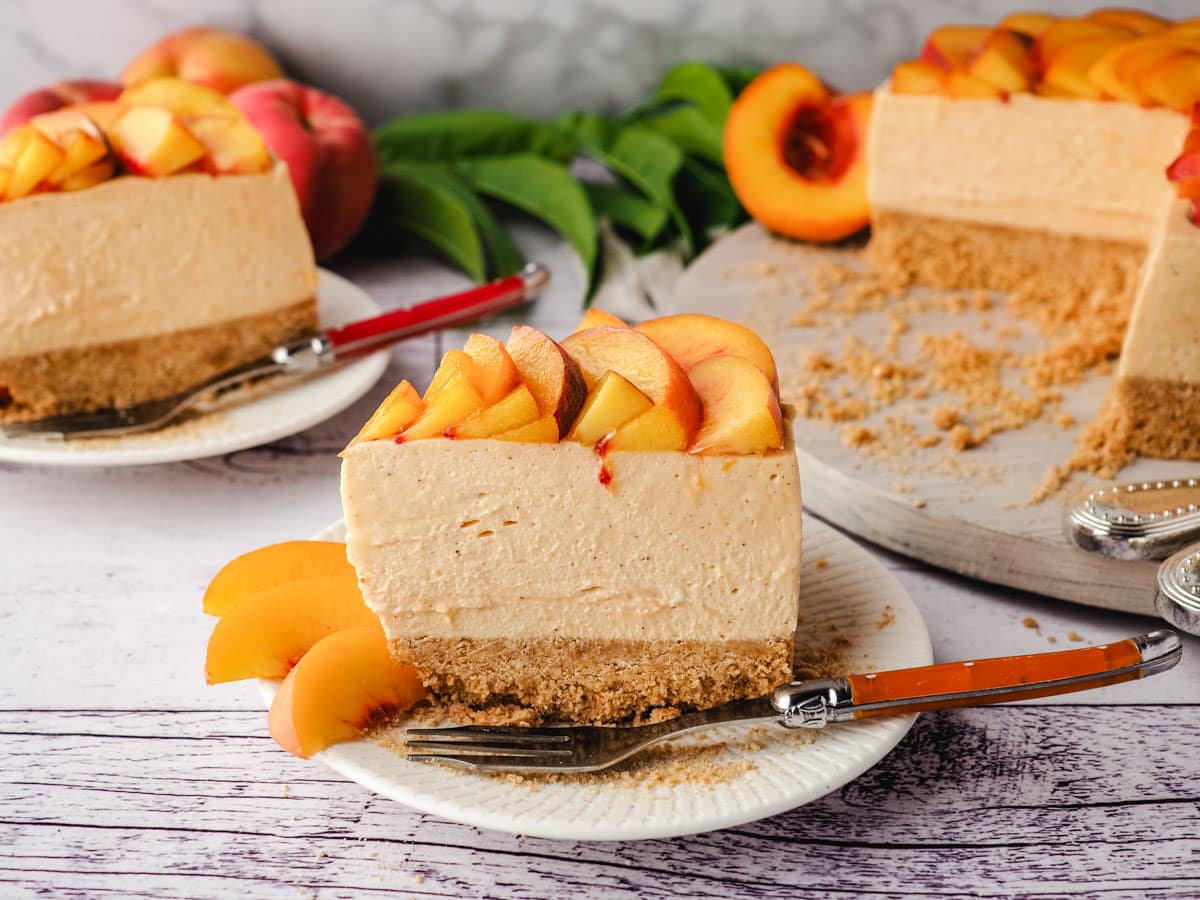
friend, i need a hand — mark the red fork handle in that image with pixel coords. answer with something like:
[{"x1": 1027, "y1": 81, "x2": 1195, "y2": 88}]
[{"x1": 325, "y1": 263, "x2": 549, "y2": 361}]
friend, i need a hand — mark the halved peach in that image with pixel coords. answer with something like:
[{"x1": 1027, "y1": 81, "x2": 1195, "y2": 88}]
[
  {"x1": 268, "y1": 626, "x2": 427, "y2": 759},
  {"x1": 560, "y1": 326, "x2": 703, "y2": 441},
  {"x1": 724, "y1": 65, "x2": 871, "y2": 243},
  {"x1": 1138, "y1": 51, "x2": 1200, "y2": 112},
  {"x1": 921, "y1": 25, "x2": 993, "y2": 69},
  {"x1": 890, "y1": 59, "x2": 947, "y2": 95},
  {"x1": 344, "y1": 380, "x2": 424, "y2": 451},
  {"x1": 505, "y1": 325, "x2": 587, "y2": 438},
  {"x1": 946, "y1": 69, "x2": 1006, "y2": 98},
  {"x1": 1042, "y1": 37, "x2": 1127, "y2": 98},
  {"x1": 605, "y1": 405, "x2": 690, "y2": 452},
  {"x1": 462, "y1": 332, "x2": 520, "y2": 404},
  {"x1": 999, "y1": 12, "x2": 1058, "y2": 39},
  {"x1": 1088, "y1": 8, "x2": 1167, "y2": 35},
  {"x1": 109, "y1": 106, "x2": 206, "y2": 176},
  {"x1": 688, "y1": 355, "x2": 784, "y2": 455},
  {"x1": 203, "y1": 540, "x2": 354, "y2": 617},
  {"x1": 634, "y1": 313, "x2": 778, "y2": 387},
  {"x1": 6, "y1": 126, "x2": 65, "y2": 199},
  {"x1": 967, "y1": 28, "x2": 1037, "y2": 92},
  {"x1": 403, "y1": 369, "x2": 484, "y2": 440},
  {"x1": 493, "y1": 414, "x2": 560, "y2": 443},
  {"x1": 205, "y1": 574, "x2": 377, "y2": 684},
  {"x1": 119, "y1": 76, "x2": 239, "y2": 118},
  {"x1": 573, "y1": 308, "x2": 628, "y2": 332},
  {"x1": 448, "y1": 383, "x2": 540, "y2": 439},
  {"x1": 1036, "y1": 19, "x2": 1132, "y2": 65},
  {"x1": 567, "y1": 371, "x2": 653, "y2": 445}
]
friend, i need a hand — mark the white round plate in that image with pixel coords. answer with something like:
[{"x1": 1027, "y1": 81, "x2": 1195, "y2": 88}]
[
  {"x1": 0, "y1": 269, "x2": 388, "y2": 467},
  {"x1": 258, "y1": 515, "x2": 932, "y2": 842}
]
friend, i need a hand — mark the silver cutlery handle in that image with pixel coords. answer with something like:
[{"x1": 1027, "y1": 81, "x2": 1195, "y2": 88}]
[
  {"x1": 1157, "y1": 547, "x2": 1200, "y2": 635},
  {"x1": 1064, "y1": 478, "x2": 1200, "y2": 560}
]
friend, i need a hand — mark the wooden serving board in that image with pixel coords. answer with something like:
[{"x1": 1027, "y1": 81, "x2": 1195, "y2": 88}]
[{"x1": 669, "y1": 223, "x2": 1197, "y2": 618}]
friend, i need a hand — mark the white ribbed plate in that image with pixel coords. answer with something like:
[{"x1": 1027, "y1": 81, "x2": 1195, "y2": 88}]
[
  {"x1": 0, "y1": 269, "x2": 387, "y2": 467},
  {"x1": 257, "y1": 515, "x2": 932, "y2": 842}
]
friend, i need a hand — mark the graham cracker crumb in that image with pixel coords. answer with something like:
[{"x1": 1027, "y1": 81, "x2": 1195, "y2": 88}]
[
  {"x1": 1068, "y1": 631, "x2": 1084, "y2": 642},
  {"x1": 1022, "y1": 616, "x2": 1041, "y2": 635},
  {"x1": 1047, "y1": 635, "x2": 1057, "y2": 644},
  {"x1": 814, "y1": 556, "x2": 829, "y2": 569},
  {"x1": 875, "y1": 604, "x2": 896, "y2": 630},
  {"x1": 931, "y1": 405, "x2": 960, "y2": 431},
  {"x1": 842, "y1": 424, "x2": 876, "y2": 448}
]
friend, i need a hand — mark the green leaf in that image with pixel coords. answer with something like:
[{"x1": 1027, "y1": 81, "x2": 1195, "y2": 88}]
[
  {"x1": 457, "y1": 154, "x2": 597, "y2": 288},
  {"x1": 638, "y1": 105, "x2": 724, "y2": 164},
  {"x1": 584, "y1": 182, "x2": 668, "y2": 244},
  {"x1": 607, "y1": 127, "x2": 691, "y2": 255},
  {"x1": 714, "y1": 65, "x2": 761, "y2": 96},
  {"x1": 675, "y1": 158, "x2": 741, "y2": 253},
  {"x1": 375, "y1": 110, "x2": 577, "y2": 166},
  {"x1": 375, "y1": 167, "x2": 487, "y2": 282},
  {"x1": 656, "y1": 62, "x2": 734, "y2": 126}
]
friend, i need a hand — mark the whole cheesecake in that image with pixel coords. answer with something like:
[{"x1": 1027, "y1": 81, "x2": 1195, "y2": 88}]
[
  {"x1": 340, "y1": 314, "x2": 803, "y2": 722},
  {"x1": 0, "y1": 78, "x2": 317, "y2": 422}
]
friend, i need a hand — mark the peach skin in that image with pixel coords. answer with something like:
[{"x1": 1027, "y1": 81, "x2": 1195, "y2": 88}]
[
  {"x1": 122, "y1": 27, "x2": 283, "y2": 95},
  {"x1": 688, "y1": 355, "x2": 784, "y2": 455},
  {"x1": 634, "y1": 313, "x2": 778, "y2": 387},
  {"x1": 505, "y1": 325, "x2": 587, "y2": 438}
]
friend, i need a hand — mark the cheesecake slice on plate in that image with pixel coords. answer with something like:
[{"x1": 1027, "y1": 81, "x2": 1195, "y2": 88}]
[{"x1": 340, "y1": 315, "x2": 802, "y2": 722}]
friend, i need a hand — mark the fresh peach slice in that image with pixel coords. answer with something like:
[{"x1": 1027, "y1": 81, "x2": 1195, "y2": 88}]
[
  {"x1": 185, "y1": 114, "x2": 271, "y2": 174},
  {"x1": 268, "y1": 626, "x2": 427, "y2": 759},
  {"x1": 1088, "y1": 38, "x2": 1193, "y2": 102},
  {"x1": 573, "y1": 308, "x2": 628, "y2": 332},
  {"x1": 999, "y1": 12, "x2": 1058, "y2": 39},
  {"x1": 921, "y1": 25, "x2": 993, "y2": 69},
  {"x1": 403, "y1": 369, "x2": 484, "y2": 440},
  {"x1": 119, "y1": 76, "x2": 240, "y2": 118},
  {"x1": 6, "y1": 126, "x2": 64, "y2": 199},
  {"x1": 424, "y1": 350, "x2": 481, "y2": 401},
  {"x1": 1042, "y1": 37, "x2": 1127, "y2": 98},
  {"x1": 203, "y1": 540, "x2": 354, "y2": 617},
  {"x1": 60, "y1": 160, "x2": 115, "y2": 191},
  {"x1": 724, "y1": 66, "x2": 872, "y2": 242},
  {"x1": 688, "y1": 355, "x2": 784, "y2": 455},
  {"x1": 1138, "y1": 51, "x2": 1200, "y2": 112},
  {"x1": 967, "y1": 28, "x2": 1037, "y2": 92},
  {"x1": 448, "y1": 383, "x2": 540, "y2": 439},
  {"x1": 560, "y1": 326, "x2": 703, "y2": 442},
  {"x1": 505, "y1": 325, "x2": 587, "y2": 438},
  {"x1": 344, "y1": 380, "x2": 424, "y2": 451},
  {"x1": 946, "y1": 69, "x2": 1006, "y2": 98},
  {"x1": 45, "y1": 130, "x2": 109, "y2": 186},
  {"x1": 634, "y1": 313, "x2": 779, "y2": 387},
  {"x1": 109, "y1": 106, "x2": 206, "y2": 176},
  {"x1": 492, "y1": 414, "x2": 560, "y2": 443},
  {"x1": 0, "y1": 165, "x2": 10, "y2": 196},
  {"x1": 205, "y1": 574, "x2": 377, "y2": 684},
  {"x1": 72, "y1": 101, "x2": 128, "y2": 133},
  {"x1": 605, "y1": 405, "x2": 690, "y2": 452},
  {"x1": 890, "y1": 59, "x2": 947, "y2": 95},
  {"x1": 567, "y1": 371, "x2": 653, "y2": 445},
  {"x1": 462, "y1": 332, "x2": 520, "y2": 404},
  {"x1": 0, "y1": 124, "x2": 28, "y2": 169},
  {"x1": 1036, "y1": 19, "x2": 1131, "y2": 65},
  {"x1": 1088, "y1": 8, "x2": 1167, "y2": 35}
]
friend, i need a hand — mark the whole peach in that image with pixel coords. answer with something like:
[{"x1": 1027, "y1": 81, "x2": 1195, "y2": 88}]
[
  {"x1": 232, "y1": 79, "x2": 377, "y2": 260},
  {"x1": 123, "y1": 27, "x2": 283, "y2": 95},
  {"x1": 0, "y1": 80, "x2": 122, "y2": 136}
]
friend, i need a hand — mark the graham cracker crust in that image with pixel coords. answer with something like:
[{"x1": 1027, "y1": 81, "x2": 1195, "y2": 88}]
[
  {"x1": 0, "y1": 298, "x2": 316, "y2": 422},
  {"x1": 1110, "y1": 376, "x2": 1200, "y2": 460},
  {"x1": 395, "y1": 636, "x2": 794, "y2": 723},
  {"x1": 866, "y1": 210, "x2": 1145, "y2": 301}
]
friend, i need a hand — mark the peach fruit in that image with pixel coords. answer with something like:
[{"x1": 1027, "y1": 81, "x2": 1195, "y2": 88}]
[
  {"x1": 724, "y1": 65, "x2": 872, "y2": 242},
  {"x1": 966, "y1": 29, "x2": 1037, "y2": 92},
  {"x1": 634, "y1": 313, "x2": 778, "y2": 387},
  {"x1": 921, "y1": 25, "x2": 993, "y2": 69},
  {"x1": 203, "y1": 540, "x2": 354, "y2": 616},
  {"x1": 605, "y1": 405, "x2": 691, "y2": 452},
  {"x1": 573, "y1": 308, "x2": 628, "y2": 332},
  {"x1": 0, "y1": 80, "x2": 122, "y2": 137},
  {"x1": 1043, "y1": 37, "x2": 1128, "y2": 99},
  {"x1": 122, "y1": 27, "x2": 283, "y2": 95},
  {"x1": 560, "y1": 326, "x2": 703, "y2": 441},
  {"x1": 4, "y1": 126, "x2": 65, "y2": 200},
  {"x1": 890, "y1": 59, "x2": 947, "y2": 95},
  {"x1": 344, "y1": 380, "x2": 424, "y2": 450},
  {"x1": 403, "y1": 369, "x2": 484, "y2": 440},
  {"x1": 108, "y1": 106, "x2": 206, "y2": 176},
  {"x1": 119, "y1": 77, "x2": 239, "y2": 117},
  {"x1": 946, "y1": 69, "x2": 1006, "y2": 98},
  {"x1": 493, "y1": 414, "x2": 561, "y2": 443},
  {"x1": 1036, "y1": 19, "x2": 1131, "y2": 64},
  {"x1": 1087, "y1": 38, "x2": 1192, "y2": 102},
  {"x1": 1138, "y1": 51, "x2": 1200, "y2": 112},
  {"x1": 688, "y1": 355, "x2": 784, "y2": 455},
  {"x1": 448, "y1": 383, "x2": 540, "y2": 439},
  {"x1": 567, "y1": 371, "x2": 653, "y2": 445},
  {"x1": 231, "y1": 80, "x2": 377, "y2": 259},
  {"x1": 268, "y1": 626, "x2": 427, "y2": 759},
  {"x1": 462, "y1": 332, "x2": 520, "y2": 404},
  {"x1": 999, "y1": 12, "x2": 1058, "y2": 39},
  {"x1": 505, "y1": 325, "x2": 587, "y2": 438},
  {"x1": 205, "y1": 574, "x2": 378, "y2": 684},
  {"x1": 1087, "y1": 8, "x2": 1167, "y2": 35}
]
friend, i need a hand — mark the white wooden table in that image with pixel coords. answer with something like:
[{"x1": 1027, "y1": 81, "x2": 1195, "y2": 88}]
[{"x1": 2, "y1": 230, "x2": 1198, "y2": 898}]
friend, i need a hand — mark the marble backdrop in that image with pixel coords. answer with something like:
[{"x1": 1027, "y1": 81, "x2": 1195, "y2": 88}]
[{"x1": 0, "y1": 0, "x2": 1194, "y2": 122}]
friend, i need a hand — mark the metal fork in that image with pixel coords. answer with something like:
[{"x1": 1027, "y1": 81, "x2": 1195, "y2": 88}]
[
  {"x1": 405, "y1": 630, "x2": 1181, "y2": 773},
  {"x1": 0, "y1": 263, "x2": 548, "y2": 439}
]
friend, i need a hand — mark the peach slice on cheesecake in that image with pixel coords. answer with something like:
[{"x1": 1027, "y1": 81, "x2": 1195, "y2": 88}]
[
  {"x1": 505, "y1": 325, "x2": 587, "y2": 438},
  {"x1": 966, "y1": 29, "x2": 1037, "y2": 92},
  {"x1": 634, "y1": 313, "x2": 778, "y2": 387},
  {"x1": 605, "y1": 404, "x2": 692, "y2": 452},
  {"x1": 403, "y1": 369, "x2": 484, "y2": 440},
  {"x1": 2, "y1": 125, "x2": 65, "y2": 199},
  {"x1": 567, "y1": 370, "x2": 653, "y2": 445},
  {"x1": 462, "y1": 332, "x2": 520, "y2": 404},
  {"x1": 921, "y1": 25, "x2": 993, "y2": 69},
  {"x1": 109, "y1": 106, "x2": 206, "y2": 176},
  {"x1": 999, "y1": 12, "x2": 1058, "y2": 40},
  {"x1": 493, "y1": 414, "x2": 560, "y2": 443},
  {"x1": 1042, "y1": 36, "x2": 1128, "y2": 99},
  {"x1": 344, "y1": 380, "x2": 424, "y2": 450},
  {"x1": 688, "y1": 355, "x2": 784, "y2": 455},
  {"x1": 1138, "y1": 51, "x2": 1200, "y2": 112},
  {"x1": 573, "y1": 308, "x2": 628, "y2": 332},
  {"x1": 448, "y1": 383, "x2": 540, "y2": 439},
  {"x1": 890, "y1": 59, "x2": 947, "y2": 95}
]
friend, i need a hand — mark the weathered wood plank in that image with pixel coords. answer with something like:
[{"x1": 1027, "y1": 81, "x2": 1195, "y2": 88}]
[{"x1": 1, "y1": 707, "x2": 1196, "y2": 898}]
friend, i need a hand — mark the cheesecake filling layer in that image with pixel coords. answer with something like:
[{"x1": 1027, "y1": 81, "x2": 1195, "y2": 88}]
[
  {"x1": 867, "y1": 88, "x2": 1188, "y2": 244},
  {"x1": 0, "y1": 164, "x2": 317, "y2": 359},
  {"x1": 341, "y1": 437, "x2": 803, "y2": 645}
]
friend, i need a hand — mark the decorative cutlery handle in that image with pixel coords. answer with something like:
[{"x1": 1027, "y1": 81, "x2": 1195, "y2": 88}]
[
  {"x1": 322, "y1": 263, "x2": 550, "y2": 362},
  {"x1": 1064, "y1": 478, "x2": 1200, "y2": 560},
  {"x1": 771, "y1": 630, "x2": 1181, "y2": 727}
]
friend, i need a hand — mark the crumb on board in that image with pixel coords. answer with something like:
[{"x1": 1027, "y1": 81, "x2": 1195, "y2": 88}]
[
  {"x1": 1022, "y1": 616, "x2": 1041, "y2": 636},
  {"x1": 1047, "y1": 635, "x2": 1057, "y2": 644},
  {"x1": 1068, "y1": 631, "x2": 1084, "y2": 643},
  {"x1": 814, "y1": 556, "x2": 829, "y2": 569},
  {"x1": 875, "y1": 604, "x2": 896, "y2": 630}
]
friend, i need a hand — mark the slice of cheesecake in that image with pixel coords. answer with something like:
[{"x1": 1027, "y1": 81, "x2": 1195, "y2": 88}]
[
  {"x1": 340, "y1": 315, "x2": 802, "y2": 722},
  {"x1": 0, "y1": 79, "x2": 317, "y2": 422}
]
